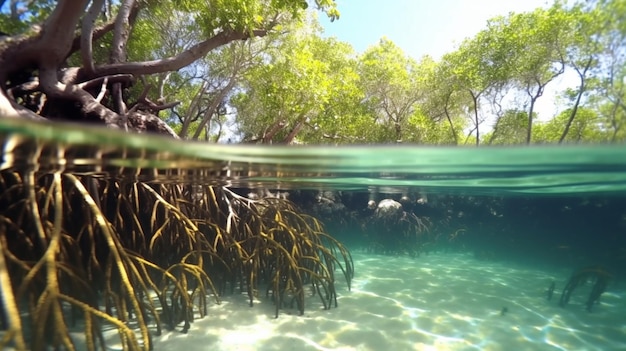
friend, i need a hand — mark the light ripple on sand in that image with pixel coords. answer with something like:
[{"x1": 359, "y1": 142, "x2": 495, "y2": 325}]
[{"x1": 143, "y1": 252, "x2": 626, "y2": 351}]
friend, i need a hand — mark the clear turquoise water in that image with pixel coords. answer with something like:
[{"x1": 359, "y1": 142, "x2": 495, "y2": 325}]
[
  {"x1": 1, "y1": 118, "x2": 625, "y2": 351},
  {"x1": 2, "y1": 117, "x2": 625, "y2": 195}
]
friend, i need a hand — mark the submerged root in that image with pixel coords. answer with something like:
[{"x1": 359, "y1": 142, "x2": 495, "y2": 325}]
[
  {"x1": 559, "y1": 266, "x2": 611, "y2": 312},
  {"x1": 364, "y1": 199, "x2": 432, "y2": 255},
  {"x1": 192, "y1": 188, "x2": 354, "y2": 318},
  {"x1": 0, "y1": 168, "x2": 353, "y2": 350}
]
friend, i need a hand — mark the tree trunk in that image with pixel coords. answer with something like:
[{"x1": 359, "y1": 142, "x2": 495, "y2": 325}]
[
  {"x1": 443, "y1": 95, "x2": 458, "y2": 145},
  {"x1": 191, "y1": 76, "x2": 237, "y2": 140},
  {"x1": 283, "y1": 116, "x2": 306, "y2": 144},
  {"x1": 262, "y1": 120, "x2": 286, "y2": 143},
  {"x1": 559, "y1": 57, "x2": 593, "y2": 143},
  {"x1": 525, "y1": 81, "x2": 548, "y2": 145},
  {"x1": 526, "y1": 98, "x2": 537, "y2": 144},
  {"x1": 487, "y1": 116, "x2": 502, "y2": 145},
  {"x1": 470, "y1": 91, "x2": 480, "y2": 146}
]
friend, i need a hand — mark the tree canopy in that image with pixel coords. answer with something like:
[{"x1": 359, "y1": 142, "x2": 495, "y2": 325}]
[
  {"x1": 1, "y1": 0, "x2": 625, "y2": 144},
  {"x1": 0, "y1": 0, "x2": 338, "y2": 137}
]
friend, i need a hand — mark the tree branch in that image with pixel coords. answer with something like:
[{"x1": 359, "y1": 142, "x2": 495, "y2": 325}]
[
  {"x1": 0, "y1": 89, "x2": 45, "y2": 120},
  {"x1": 128, "y1": 84, "x2": 180, "y2": 114},
  {"x1": 109, "y1": 0, "x2": 136, "y2": 114},
  {"x1": 37, "y1": 0, "x2": 90, "y2": 65},
  {"x1": 95, "y1": 77, "x2": 108, "y2": 102},
  {"x1": 88, "y1": 29, "x2": 269, "y2": 78},
  {"x1": 81, "y1": 0, "x2": 105, "y2": 75},
  {"x1": 69, "y1": 17, "x2": 127, "y2": 59},
  {"x1": 191, "y1": 75, "x2": 238, "y2": 140},
  {"x1": 179, "y1": 80, "x2": 208, "y2": 137},
  {"x1": 263, "y1": 119, "x2": 287, "y2": 143},
  {"x1": 110, "y1": 0, "x2": 135, "y2": 64},
  {"x1": 77, "y1": 74, "x2": 133, "y2": 90}
]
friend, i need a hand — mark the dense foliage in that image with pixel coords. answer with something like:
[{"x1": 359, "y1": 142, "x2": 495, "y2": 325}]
[
  {"x1": 1, "y1": 0, "x2": 624, "y2": 144},
  {"x1": 228, "y1": 0, "x2": 625, "y2": 145}
]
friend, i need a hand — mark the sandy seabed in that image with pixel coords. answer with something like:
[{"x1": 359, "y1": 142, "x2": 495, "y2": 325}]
[{"x1": 102, "y1": 251, "x2": 626, "y2": 351}]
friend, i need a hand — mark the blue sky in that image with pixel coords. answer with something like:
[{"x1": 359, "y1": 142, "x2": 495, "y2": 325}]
[{"x1": 319, "y1": 0, "x2": 552, "y2": 60}]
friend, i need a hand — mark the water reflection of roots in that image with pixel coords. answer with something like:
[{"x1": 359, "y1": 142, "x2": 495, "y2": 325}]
[{"x1": 0, "y1": 171, "x2": 353, "y2": 351}]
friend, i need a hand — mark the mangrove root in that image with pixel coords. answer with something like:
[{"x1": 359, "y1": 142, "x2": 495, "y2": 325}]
[
  {"x1": 559, "y1": 266, "x2": 611, "y2": 312},
  {"x1": 0, "y1": 166, "x2": 353, "y2": 350}
]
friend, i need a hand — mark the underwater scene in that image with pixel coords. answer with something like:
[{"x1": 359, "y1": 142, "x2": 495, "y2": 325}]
[{"x1": 1, "y1": 118, "x2": 625, "y2": 351}]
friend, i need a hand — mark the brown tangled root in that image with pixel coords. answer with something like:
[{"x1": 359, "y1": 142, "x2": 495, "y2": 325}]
[{"x1": 0, "y1": 170, "x2": 353, "y2": 350}]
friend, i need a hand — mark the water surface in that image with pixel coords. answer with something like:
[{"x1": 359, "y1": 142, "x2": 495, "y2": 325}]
[{"x1": 1, "y1": 118, "x2": 625, "y2": 351}]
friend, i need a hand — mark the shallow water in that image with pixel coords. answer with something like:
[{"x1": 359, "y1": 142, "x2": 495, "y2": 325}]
[
  {"x1": 1, "y1": 118, "x2": 625, "y2": 351},
  {"x1": 2, "y1": 118, "x2": 626, "y2": 194},
  {"x1": 148, "y1": 252, "x2": 626, "y2": 351}
]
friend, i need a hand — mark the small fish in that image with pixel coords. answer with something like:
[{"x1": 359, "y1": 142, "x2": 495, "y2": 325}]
[
  {"x1": 500, "y1": 306, "x2": 508, "y2": 316},
  {"x1": 547, "y1": 281, "x2": 555, "y2": 301}
]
